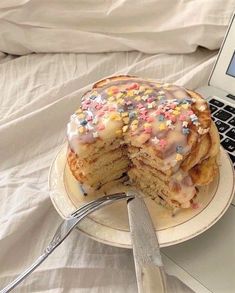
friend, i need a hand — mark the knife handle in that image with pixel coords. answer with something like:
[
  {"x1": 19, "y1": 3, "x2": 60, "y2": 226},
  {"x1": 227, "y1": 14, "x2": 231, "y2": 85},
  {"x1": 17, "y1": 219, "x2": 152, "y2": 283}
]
[
  {"x1": 141, "y1": 264, "x2": 195, "y2": 293},
  {"x1": 141, "y1": 264, "x2": 167, "y2": 293}
]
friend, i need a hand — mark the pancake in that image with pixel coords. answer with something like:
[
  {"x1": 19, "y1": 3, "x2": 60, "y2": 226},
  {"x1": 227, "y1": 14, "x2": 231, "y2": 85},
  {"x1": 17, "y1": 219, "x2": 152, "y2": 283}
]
[{"x1": 66, "y1": 75, "x2": 220, "y2": 209}]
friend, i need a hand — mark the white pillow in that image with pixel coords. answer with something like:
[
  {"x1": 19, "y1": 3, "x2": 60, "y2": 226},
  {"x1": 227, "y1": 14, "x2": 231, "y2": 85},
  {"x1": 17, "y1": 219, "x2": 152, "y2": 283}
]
[{"x1": 0, "y1": 0, "x2": 234, "y2": 55}]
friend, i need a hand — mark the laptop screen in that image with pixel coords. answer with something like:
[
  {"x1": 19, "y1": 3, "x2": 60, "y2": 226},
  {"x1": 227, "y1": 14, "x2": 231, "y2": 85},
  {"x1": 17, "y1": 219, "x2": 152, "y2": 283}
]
[{"x1": 226, "y1": 50, "x2": 235, "y2": 78}]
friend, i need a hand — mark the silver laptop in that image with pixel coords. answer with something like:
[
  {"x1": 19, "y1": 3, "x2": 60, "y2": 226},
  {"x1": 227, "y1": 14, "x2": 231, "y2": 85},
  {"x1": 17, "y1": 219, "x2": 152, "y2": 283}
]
[{"x1": 196, "y1": 13, "x2": 235, "y2": 168}]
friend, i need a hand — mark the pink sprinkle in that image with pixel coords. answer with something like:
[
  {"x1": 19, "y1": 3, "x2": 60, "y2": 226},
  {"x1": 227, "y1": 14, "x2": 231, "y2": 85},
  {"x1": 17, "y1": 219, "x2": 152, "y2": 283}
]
[
  {"x1": 82, "y1": 105, "x2": 88, "y2": 110},
  {"x1": 97, "y1": 111, "x2": 105, "y2": 117},
  {"x1": 169, "y1": 115, "x2": 176, "y2": 123},
  {"x1": 137, "y1": 103, "x2": 144, "y2": 109},
  {"x1": 147, "y1": 116, "x2": 154, "y2": 122},
  {"x1": 87, "y1": 116, "x2": 93, "y2": 121},
  {"x1": 83, "y1": 100, "x2": 91, "y2": 105},
  {"x1": 139, "y1": 108, "x2": 147, "y2": 114},
  {"x1": 95, "y1": 104, "x2": 102, "y2": 110},
  {"x1": 97, "y1": 124, "x2": 105, "y2": 131},
  {"x1": 144, "y1": 127, "x2": 152, "y2": 134},
  {"x1": 127, "y1": 83, "x2": 139, "y2": 90},
  {"x1": 159, "y1": 139, "x2": 167, "y2": 149},
  {"x1": 126, "y1": 100, "x2": 132, "y2": 105},
  {"x1": 179, "y1": 114, "x2": 186, "y2": 121},
  {"x1": 170, "y1": 104, "x2": 176, "y2": 109},
  {"x1": 192, "y1": 203, "x2": 199, "y2": 209},
  {"x1": 187, "y1": 110, "x2": 194, "y2": 115},
  {"x1": 155, "y1": 109, "x2": 162, "y2": 115},
  {"x1": 147, "y1": 97, "x2": 153, "y2": 103}
]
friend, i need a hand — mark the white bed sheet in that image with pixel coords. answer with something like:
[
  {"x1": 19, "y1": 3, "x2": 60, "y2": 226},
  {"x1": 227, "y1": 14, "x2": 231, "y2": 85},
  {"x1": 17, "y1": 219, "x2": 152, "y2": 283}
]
[{"x1": 0, "y1": 49, "x2": 218, "y2": 292}]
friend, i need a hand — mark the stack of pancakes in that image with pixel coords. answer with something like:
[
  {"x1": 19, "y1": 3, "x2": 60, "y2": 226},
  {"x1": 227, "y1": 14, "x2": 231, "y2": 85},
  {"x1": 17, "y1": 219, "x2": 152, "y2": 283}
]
[{"x1": 67, "y1": 76, "x2": 220, "y2": 209}]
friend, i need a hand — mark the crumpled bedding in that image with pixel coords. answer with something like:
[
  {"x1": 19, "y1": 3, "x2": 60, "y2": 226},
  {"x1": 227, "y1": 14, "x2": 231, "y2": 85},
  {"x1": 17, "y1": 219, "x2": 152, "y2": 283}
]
[{"x1": 0, "y1": 1, "x2": 234, "y2": 292}]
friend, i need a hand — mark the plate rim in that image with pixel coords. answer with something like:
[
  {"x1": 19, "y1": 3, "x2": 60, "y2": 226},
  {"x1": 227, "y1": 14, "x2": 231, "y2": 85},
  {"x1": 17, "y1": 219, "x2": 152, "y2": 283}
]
[{"x1": 48, "y1": 144, "x2": 235, "y2": 248}]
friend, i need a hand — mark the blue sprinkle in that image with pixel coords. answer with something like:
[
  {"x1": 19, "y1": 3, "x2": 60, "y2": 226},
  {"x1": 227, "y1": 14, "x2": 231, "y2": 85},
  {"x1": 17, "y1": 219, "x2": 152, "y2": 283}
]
[
  {"x1": 129, "y1": 112, "x2": 136, "y2": 119},
  {"x1": 80, "y1": 119, "x2": 87, "y2": 126},
  {"x1": 176, "y1": 145, "x2": 183, "y2": 153},
  {"x1": 182, "y1": 128, "x2": 190, "y2": 135},
  {"x1": 158, "y1": 114, "x2": 165, "y2": 121},
  {"x1": 90, "y1": 95, "x2": 96, "y2": 100},
  {"x1": 117, "y1": 108, "x2": 124, "y2": 113}
]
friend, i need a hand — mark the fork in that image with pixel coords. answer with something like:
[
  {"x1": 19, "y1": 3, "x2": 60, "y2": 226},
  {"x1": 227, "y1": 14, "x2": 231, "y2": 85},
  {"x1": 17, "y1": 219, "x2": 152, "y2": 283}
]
[{"x1": 0, "y1": 193, "x2": 133, "y2": 293}]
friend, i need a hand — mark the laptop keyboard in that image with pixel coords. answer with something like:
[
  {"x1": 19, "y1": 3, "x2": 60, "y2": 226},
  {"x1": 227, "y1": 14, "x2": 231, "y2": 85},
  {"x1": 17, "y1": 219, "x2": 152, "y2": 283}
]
[{"x1": 208, "y1": 96, "x2": 235, "y2": 168}]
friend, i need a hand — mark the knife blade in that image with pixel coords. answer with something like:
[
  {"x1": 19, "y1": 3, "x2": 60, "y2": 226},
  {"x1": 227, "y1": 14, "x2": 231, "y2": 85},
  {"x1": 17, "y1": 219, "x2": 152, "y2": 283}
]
[
  {"x1": 127, "y1": 191, "x2": 195, "y2": 293},
  {"x1": 127, "y1": 191, "x2": 167, "y2": 293}
]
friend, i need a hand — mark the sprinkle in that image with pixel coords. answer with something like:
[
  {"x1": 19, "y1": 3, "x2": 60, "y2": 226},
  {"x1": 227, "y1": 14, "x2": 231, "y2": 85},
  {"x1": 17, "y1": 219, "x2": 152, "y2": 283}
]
[
  {"x1": 117, "y1": 108, "x2": 124, "y2": 113},
  {"x1": 179, "y1": 114, "x2": 186, "y2": 121},
  {"x1": 123, "y1": 117, "x2": 130, "y2": 124},
  {"x1": 145, "y1": 89, "x2": 153, "y2": 95},
  {"x1": 190, "y1": 114, "x2": 198, "y2": 122},
  {"x1": 127, "y1": 83, "x2": 139, "y2": 90},
  {"x1": 126, "y1": 100, "x2": 133, "y2": 105},
  {"x1": 159, "y1": 139, "x2": 167, "y2": 149},
  {"x1": 87, "y1": 116, "x2": 93, "y2": 122},
  {"x1": 141, "y1": 95, "x2": 149, "y2": 101},
  {"x1": 168, "y1": 124, "x2": 176, "y2": 130},
  {"x1": 129, "y1": 112, "x2": 136, "y2": 119},
  {"x1": 122, "y1": 125, "x2": 129, "y2": 133},
  {"x1": 132, "y1": 120, "x2": 138, "y2": 125},
  {"x1": 127, "y1": 90, "x2": 134, "y2": 97},
  {"x1": 159, "y1": 123, "x2": 166, "y2": 130},
  {"x1": 146, "y1": 116, "x2": 154, "y2": 122},
  {"x1": 144, "y1": 127, "x2": 152, "y2": 134},
  {"x1": 139, "y1": 86, "x2": 145, "y2": 92},
  {"x1": 80, "y1": 119, "x2": 87, "y2": 126},
  {"x1": 144, "y1": 123, "x2": 152, "y2": 128},
  {"x1": 82, "y1": 105, "x2": 88, "y2": 110},
  {"x1": 147, "y1": 103, "x2": 153, "y2": 109},
  {"x1": 78, "y1": 113, "x2": 85, "y2": 119},
  {"x1": 193, "y1": 121, "x2": 200, "y2": 127},
  {"x1": 175, "y1": 154, "x2": 183, "y2": 161},
  {"x1": 93, "y1": 117, "x2": 98, "y2": 124},
  {"x1": 182, "y1": 128, "x2": 190, "y2": 135},
  {"x1": 135, "y1": 96, "x2": 141, "y2": 101},
  {"x1": 121, "y1": 112, "x2": 129, "y2": 117},
  {"x1": 131, "y1": 124, "x2": 138, "y2": 131},
  {"x1": 89, "y1": 95, "x2": 96, "y2": 100},
  {"x1": 182, "y1": 121, "x2": 188, "y2": 127},
  {"x1": 116, "y1": 130, "x2": 122, "y2": 136},
  {"x1": 166, "y1": 120, "x2": 172, "y2": 126},
  {"x1": 176, "y1": 145, "x2": 183, "y2": 153},
  {"x1": 108, "y1": 96, "x2": 115, "y2": 102},
  {"x1": 78, "y1": 127, "x2": 85, "y2": 134},
  {"x1": 95, "y1": 104, "x2": 102, "y2": 110},
  {"x1": 187, "y1": 110, "x2": 194, "y2": 115},
  {"x1": 93, "y1": 132, "x2": 99, "y2": 138},
  {"x1": 97, "y1": 124, "x2": 105, "y2": 131},
  {"x1": 137, "y1": 103, "x2": 144, "y2": 109},
  {"x1": 110, "y1": 113, "x2": 121, "y2": 121},
  {"x1": 158, "y1": 115, "x2": 165, "y2": 121},
  {"x1": 116, "y1": 93, "x2": 123, "y2": 99},
  {"x1": 181, "y1": 104, "x2": 189, "y2": 110},
  {"x1": 173, "y1": 110, "x2": 180, "y2": 116},
  {"x1": 151, "y1": 137, "x2": 160, "y2": 144}
]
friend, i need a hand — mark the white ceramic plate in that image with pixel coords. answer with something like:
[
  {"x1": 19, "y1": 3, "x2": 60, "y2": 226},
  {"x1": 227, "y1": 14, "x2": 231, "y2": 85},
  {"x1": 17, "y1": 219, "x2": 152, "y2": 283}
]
[{"x1": 49, "y1": 144, "x2": 234, "y2": 248}]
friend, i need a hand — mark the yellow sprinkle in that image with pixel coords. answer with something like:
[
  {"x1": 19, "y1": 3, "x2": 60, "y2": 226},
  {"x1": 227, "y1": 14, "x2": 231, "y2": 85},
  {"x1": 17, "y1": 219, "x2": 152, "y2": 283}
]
[
  {"x1": 159, "y1": 123, "x2": 166, "y2": 130},
  {"x1": 108, "y1": 96, "x2": 115, "y2": 102},
  {"x1": 145, "y1": 89, "x2": 153, "y2": 94},
  {"x1": 135, "y1": 95, "x2": 141, "y2": 101},
  {"x1": 117, "y1": 98, "x2": 124, "y2": 104},
  {"x1": 139, "y1": 86, "x2": 145, "y2": 92},
  {"x1": 144, "y1": 123, "x2": 151, "y2": 128},
  {"x1": 121, "y1": 112, "x2": 129, "y2": 117},
  {"x1": 110, "y1": 113, "x2": 121, "y2": 120},
  {"x1": 116, "y1": 93, "x2": 123, "y2": 99},
  {"x1": 78, "y1": 113, "x2": 85, "y2": 119},
  {"x1": 76, "y1": 109, "x2": 83, "y2": 114},
  {"x1": 122, "y1": 125, "x2": 129, "y2": 133},
  {"x1": 131, "y1": 124, "x2": 137, "y2": 131},
  {"x1": 132, "y1": 120, "x2": 138, "y2": 125},
  {"x1": 175, "y1": 106, "x2": 180, "y2": 111},
  {"x1": 78, "y1": 127, "x2": 85, "y2": 134},
  {"x1": 182, "y1": 104, "x2": 189, "y2": 109},
  {"x1": 176, "y1": 154, "x2": 183, "y2": 161},
  {"x1": 127, "y1": 90, "x2": 134, "y2": 97},
  {"x1": 116, "y1": 129, "x2": 122, "y2": 136},
  {"x1": 123, "y1": 117, "x2": 130, "y2": 124},
  {"x1": 173, "y1": 110, "x2": 180, "y2": 116}
]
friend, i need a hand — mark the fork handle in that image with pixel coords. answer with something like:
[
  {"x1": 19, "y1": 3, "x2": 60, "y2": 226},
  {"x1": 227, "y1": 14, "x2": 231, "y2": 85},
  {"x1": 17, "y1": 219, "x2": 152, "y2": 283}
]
[{"x1": 0, "y1": 252, "x2": 49, "y2": 293}]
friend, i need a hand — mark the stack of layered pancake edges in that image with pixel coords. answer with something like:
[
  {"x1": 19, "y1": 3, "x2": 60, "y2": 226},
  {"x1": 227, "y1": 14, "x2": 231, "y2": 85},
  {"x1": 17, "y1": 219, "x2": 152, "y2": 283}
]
[{"x1": 67, "y1": 76, "x2": 220, "y2": 209}]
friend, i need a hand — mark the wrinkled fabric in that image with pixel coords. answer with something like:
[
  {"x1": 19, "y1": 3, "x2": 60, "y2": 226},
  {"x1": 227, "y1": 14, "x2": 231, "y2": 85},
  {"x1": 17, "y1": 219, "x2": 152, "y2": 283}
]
[
  {"x1": 0, "y1": 0, "x2": 234, "y2": 54},
  {"x1": 0, "y1": 49, "x2": 217, "y2": 292}
]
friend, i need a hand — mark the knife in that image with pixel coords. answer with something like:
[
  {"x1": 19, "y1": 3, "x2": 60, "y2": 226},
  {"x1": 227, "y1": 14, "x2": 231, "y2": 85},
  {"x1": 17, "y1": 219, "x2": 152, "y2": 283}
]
[{"x1": 127, "y1": 191, "x2": 195, "y2": 293}]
